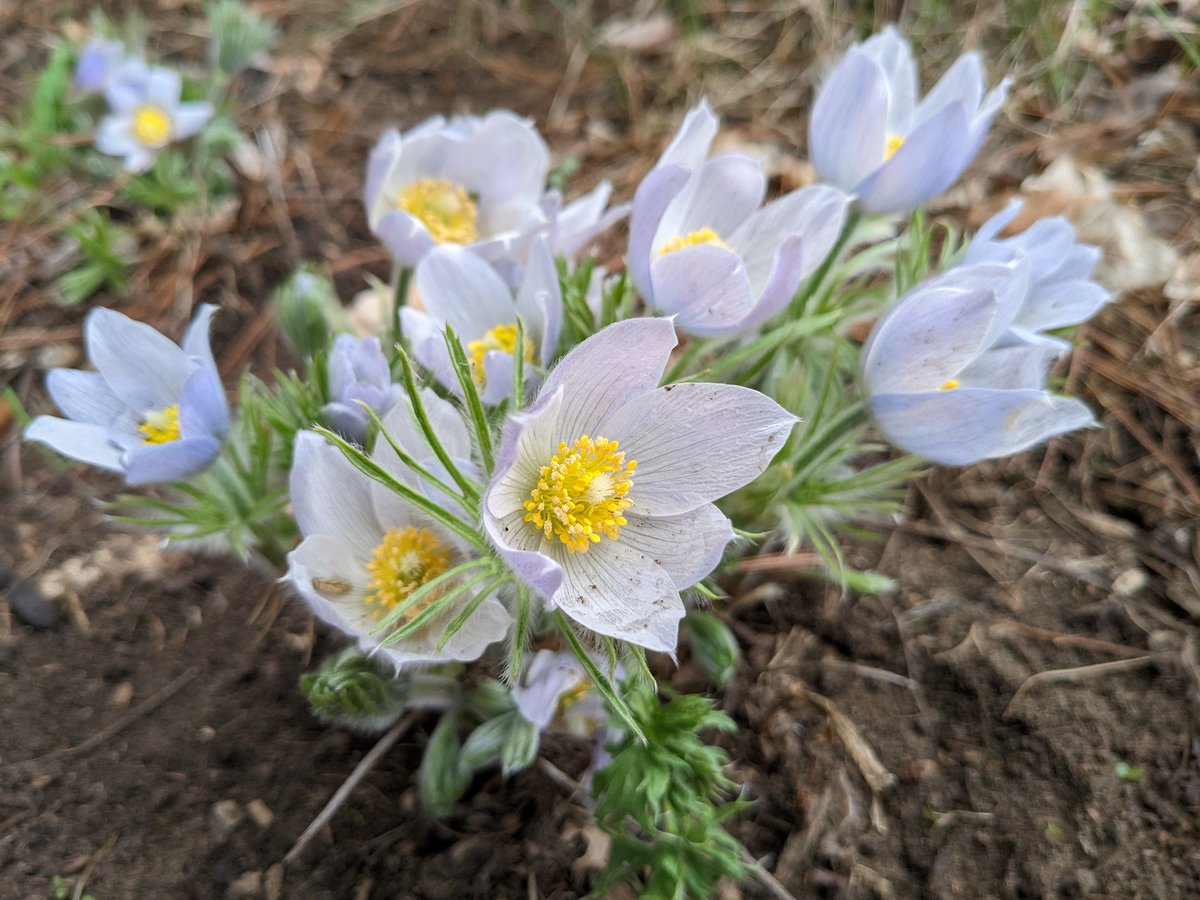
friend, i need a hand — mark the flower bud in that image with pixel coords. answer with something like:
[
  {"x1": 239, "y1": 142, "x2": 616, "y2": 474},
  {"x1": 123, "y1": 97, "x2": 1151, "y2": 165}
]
[
  {"x1": 684, "y1": 611, "x2": 740, "y2": 686},
  {"x1": 272, "y1": 266, "x2": 342, "y2": 359},
  {"x1": 299, "y1": 649, "x2": 409, "y2": 734},
  {"x1": 419, "y1": 713, "x2": 471, "y2": 818}
]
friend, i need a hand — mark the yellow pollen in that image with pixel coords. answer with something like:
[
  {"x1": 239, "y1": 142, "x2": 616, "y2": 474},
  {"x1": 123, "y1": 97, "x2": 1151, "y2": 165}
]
[
  {"x1": 363, "y1": 526, "x2": 452, "y2": 621},
  {"x1": 523, "y1": 435, "x2": 636, "y2": 554},
  {"x1": 884, "y1": 134, "x2": 905, "y2": 160},
  {"x1": 131, "y1": 104, "x2": 173, "y2": 147},
  {"x1": 138, "y1": 404, "x2": 181, "y2": 444},
  {"x1": 466, "y1": 322, "x2": 536, "y2": 387},
  {"x1": 557, "y1": 678, "x2": 591, "y2": 713},
  {"x1": 938, "y1": 379, "x2": 960, "y2": 391},
  {"x1": 396, "y1": 178, "x2": 479, "y2": 245},
  {"x1": 658, "y1": 227, "x2": 731, "y2": 256}
]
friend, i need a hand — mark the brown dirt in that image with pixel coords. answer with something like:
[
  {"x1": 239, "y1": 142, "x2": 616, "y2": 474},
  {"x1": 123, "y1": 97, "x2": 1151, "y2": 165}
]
[{"x1": 2, "y1": 2, "x2": 1199, "y2": 898}]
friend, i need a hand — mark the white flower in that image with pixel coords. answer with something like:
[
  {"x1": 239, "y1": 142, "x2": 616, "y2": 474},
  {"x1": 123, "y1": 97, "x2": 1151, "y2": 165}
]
[{"x1": 95, "y1": 59, "x2": 213, "y2": 171}]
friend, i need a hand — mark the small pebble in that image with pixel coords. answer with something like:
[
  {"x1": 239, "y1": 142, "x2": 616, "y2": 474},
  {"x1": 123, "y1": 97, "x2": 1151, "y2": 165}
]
[
  {"x1": 1, "y1": 569, "x2": 59, "y2": 630},
  {"x1": 226, "y1": 870, "x2": 262, "y2": 898},
  {"x1": 246, "y1": 799, "x2": 274, "y2": 829},
  {"x1": 210, "y1": 799, "x2": 244, "y2": 843}
]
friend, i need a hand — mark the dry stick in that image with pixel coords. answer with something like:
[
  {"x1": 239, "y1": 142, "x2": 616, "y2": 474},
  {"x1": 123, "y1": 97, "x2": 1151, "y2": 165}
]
[
  {"x1": 5, "y1": 666, "x2": 201, "y2": 768},
  {"x1": 283, "y1": 715, "x2": 416, "y2": 866},
  {"x1": 792, "y1": 684, "x2": 898, "y2": 795},
  {"x1": 1002, "y1": 655, "x2": 1156, "y2": 720},
  {"x1": 73, "y1": 832, "x2": 119, "y2": 900}
]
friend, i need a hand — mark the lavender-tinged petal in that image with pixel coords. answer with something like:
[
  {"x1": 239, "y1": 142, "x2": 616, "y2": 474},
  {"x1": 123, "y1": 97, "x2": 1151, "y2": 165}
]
[
  {"x1": 181, "y1": 304, "x2": 220, "y2": 372},
  {"x1": 651, "y1": 155, "x2": 766, "y2": 252},
  {"x1": 539, "y1": 318, "x2": 678, "y2": 448},
  {"x1": 415, "y1": 244, "x2": 514, "y2": 338},
  {"x1": 730, "y1": 233, "x2": 807, "y2": 332},
  {"x1": 290, "y1": 431, "x2": 383, "y2": 551},
  {"x1": 377, "y1": 595, "x2": 513, "y2": 667},
  {"x1": 178, "y1": 367, "x2": 229, "y2": 440},
  {"x1": 85, "y1": 308, "x2": 190, "y2": 411},
  {"x1": 103, "y1": 58, "x2": 151, "y2": 111},
  {"x1": 657, "y1": 99, "x2": 718, "y2": 170},
  {"x1": 913, "y1": 52, "x2": 984, "y2": 127},
  {"x1": 970, "y1": 200, "x2": 1024, "y2": 249},
  {"x1": 484, "y1": 509, "x2": 565, "y2": 605},
  {"x1": 143, "y1": 66, "x2": 182, "y2": 107},
  {"x1": 648, "y1": 244, "x2": 754, "y2": 336},
  {"x1": 959, "y1": 77, "x2": 1011, "y2": 163},
  {"x1": 513, "y1": 651, "x2": 586, "y2": 729},
  {"x1": 728, "y1": 184, "x2": 850, "y2": 296},
  {"x1": 860, "y1": 26, "x2": 918, "y2": 134},
  {"x1": 553, "y1": 538, "x2": 684, "y2": 653},
  {"x1": 809, "y1": 50, "x2": 891, "y2": 192},
  {"x1": 600, "y1": 382, "x2": 796, "y2": 517},
  {"x1": 75, "y1": 39, "x2": 124, "y2": 92},
  {"x1": 442, "y1": 111, "x2": 549, "y2": 210},
  {"x1": 364, "y1": 129, "x2": 404, "y2": 227},
  {"x1": 122, "y1": 435, "x2": 221, "y2": 484},
  {"x1": 1018, "y1": 280, "x2": 1111, "y2": 332},
  {"x1": 94, "y1": 115, "x2": 138, "y2": 157},
  {"x1": 628, "y1": 165, "x2": 690, "y2": 302},
  {"x1": 518, "y1": 238, "x2": 562, "y2": 368},
  {"x1": 480, "y1": 351, "x2": 516, "y2": 405},
  {"x1": 619, "y1": 506, "x2": 733, "y2": 590},
  {"x1": 321, "y1": 401, "x2": 370, "y2": 444},
  {"x1": 486, "y1": 388, "x2": 564, "y2": 521},
  {"x1": 401, "y1": 307, "x2": 460, "y2": 398},
  {"x1": 45, "y1": 369, "x2": 127, "y2": 425},
  {"x1": 171, "y1": 102, "x2": 213, "y2": 140},
  {"x1": 24, "y1": 417, "x2": 124, "y2": 472},
  {"x1": 869, "y1": 389, "x2": 1096, "y2": 466},
  {"x1": 553, "y1": 182, "x2": 629, "y2": 258},
  {"x1": 862, "y1": 284, "x2": 999, "y2": 394},
  {"x1": 929, "y1": 261, "x2": 1030, "y2": 349},
  {"x1": 375, "y1": 209, "x2": 436, "y2": 268},
  {"x1": 855, "y1": 103, "x2": 972, "y2": 214},
  {"x1": 955, "y1": 343, "x2": 1063, "y2": 391},
  {"x1": 121, "y1": 147, "x2": 157, "y2": 173}
]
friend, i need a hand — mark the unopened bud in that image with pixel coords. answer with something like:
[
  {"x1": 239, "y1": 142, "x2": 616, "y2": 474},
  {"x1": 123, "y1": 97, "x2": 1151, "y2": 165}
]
[
  {"x1": 684, "y1": 611, "x2": 740, "y2": 686},
  {"x1": 272, "y1": 265, "x2": 342, "y2": 359}
]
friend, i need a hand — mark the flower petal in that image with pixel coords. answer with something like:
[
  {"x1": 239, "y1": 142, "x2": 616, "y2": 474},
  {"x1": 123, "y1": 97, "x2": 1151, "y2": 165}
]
[
  {"x1": 290, "y1": 431, "x2": 383, "y2": 551},
  {"x1": 178, "y1": 367, "x2": 229, "y2": 440},
  {"x1": 45, "y1": 369, "x2": 127, "y2": 425},
  {"x1": 85, "y1": 308, "x2": 190, "y2": 411},
  {"x1": 628, "y1": 164, "x2": 691, "y2": 302},
  {"x1": 855, "y1": 102, "x2": 972, "y2": 213},
  {"x1": 415, "y1": 244, "x2": 514, "y2": 338},
  {"x1": 122, "y1": 435, "x2": 221, "y2": 484},
  {"x1": 656, "y1": 98, "x2": 718, "y2": 170},
  {"x1": 619, "y1": 505, "x2": 733, "y2": 590},
  {"x1": 651, "y1": 155, "x2": 766, "y2": 253},
  {"x1": 860, "y1": 26, "x2": 918, "y2": 134},
  {"x1": 869, "y1": 388, "x2": 1096, "y2": 465},
  {"x1": 648, "y1": 244, "x2": 755, "y2": 336},
  {"x1": 171, "y1": 102, "x2": 213, "y2": 140},
  {"x1": 599, "y1": 382, "x2": 796, "y2": 517},
  {"x1": 24, "y1": 417, "x2": 123, "y2": 472},
  {"x1": 144, "y1": 66, "x2": 181, "y2": 107},
  {"x1": 810, "y1": 49, "x2": 890, "y2": 193},
  {"x1": 181, "y1": 304, "x2": 220, "y2": 371},
  {"x1": 1019, "y1": 279, "x2": 1110, "y2": 332},
  {"x1": 374, "y1": 209, "x2": 436, "y2": 267},
  {"x1": 515, "y1": 237, "x2": 561, "y2": 367}
]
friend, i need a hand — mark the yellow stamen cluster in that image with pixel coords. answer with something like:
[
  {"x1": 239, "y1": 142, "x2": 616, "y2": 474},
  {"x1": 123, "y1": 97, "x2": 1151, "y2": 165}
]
[
  {"x1": 466, "y1": 322, "x2": 536, "y2": 387},
  {"x1": 524, "y1": 436, "x2": 636, "y2": 553},
  {"x1": 131, "y1": 105, "x2": 173, "y2": 147},
  {"x1": 658, "y1": 227, "x2": 731, "y2": 256},
  {"x1": 938, "y1": 379, "x2": 961, "y2": 391},
  {"x1": 138, "y1": 404, "x2": 182, "y2": 444},
  {"x1": 363, "y1": 526, "x2": 452, "y2": 621},
  {"x1": 884, "y1": 134, "x2": 905, "y2": 160},
  {"x1": 557, "y1": 678, "x2": 591, "y2": 713},
  {"x1": 397, "y1": 178, "x2": 479, "y2": 245}
]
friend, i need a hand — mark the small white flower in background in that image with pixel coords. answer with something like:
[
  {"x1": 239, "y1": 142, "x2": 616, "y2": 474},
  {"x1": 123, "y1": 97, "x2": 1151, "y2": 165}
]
[
  {"x1": 321, "y1": 335, "x2": 403, "y2": 445},
  {"x1": 286, "y1": 397, "x2": 511, "y2": 668},
  {"x1": 95, "y1": 59, "x2": 213, "y2": 171},
  {"x1": 25, "y1": 305, "x2": 228, "y2": 485},
  {"x1": 364, "y1": 110, "x2": 549, "y2": 268},
  {"x1": 512, "y1": 649, "x2": 608, "y2": 736},
  {"x1": 483, "y1": 318, "x2": 796, "y2": 653}
]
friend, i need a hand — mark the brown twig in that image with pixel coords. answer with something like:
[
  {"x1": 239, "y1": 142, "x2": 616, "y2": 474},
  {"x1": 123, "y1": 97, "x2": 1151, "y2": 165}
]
[{"x1": 1003, "y1": 655, "x2": 1156, "y2": 719}]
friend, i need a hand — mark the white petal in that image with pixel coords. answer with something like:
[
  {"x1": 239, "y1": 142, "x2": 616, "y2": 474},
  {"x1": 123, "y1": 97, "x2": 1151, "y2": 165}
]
[
  {"x1": 619, "y1": 506, "x2": 732, "y2": 590},
  {"x1": 85, "y1": 308, "x2": 189, "y2": 411},
  {"x1": 24, "y1": 417, "x2": 123, "y2": 472},
  {"x1": 290, "y1": 432, "x2": 383, "y2": 553}
]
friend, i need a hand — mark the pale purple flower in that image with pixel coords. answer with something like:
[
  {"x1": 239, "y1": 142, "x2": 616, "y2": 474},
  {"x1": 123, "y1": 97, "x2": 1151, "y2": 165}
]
[
  {"x1": 286, "y1": 400, "x2": 512, "y2": 669},
  {"x1": 630, "y1": 101, "x2": 851, "y2": 336},
  {"x1": 539, "y1": 182, "x2": 629, "y2": 259},
  {"x1": 321, "y1": 334, "x2": 402, "y2": 444},
  {"x1": 483, "y1": 318, "x2": 796, "y2": 652},
  {"x1": 962, "y1": 200, "x2": 1111, "y2": 346},
  {"x1": 512, "y1": 650, "x2": 609, "y2": 736},
  {"x1": 403, "y1": 237, "x2": 562, "y2": 405},
  {"x1": 810, "y1": 26, "x2": 1010, "y2": 214},
  {"x1": 862, "y1": 264, "x2": 1096, "y2": 465},
  {"x1": 95, "y1": 59, "x2": 214, "y2": 171},
  {"x1": 25, "y1": 305, "x2": 228, "y2": 485},
  {"x1": 364, "y1": 110, "x2": 549, "y2": 268},
  {"x1": 75, "y1": 38, "x2": 127, "y2": 93}
]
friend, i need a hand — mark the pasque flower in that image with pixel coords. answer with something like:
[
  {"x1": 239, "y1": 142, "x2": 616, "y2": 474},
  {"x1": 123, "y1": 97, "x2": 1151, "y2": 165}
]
[
  {"x1": 364, "y1": 110, "x2": 549, "y2": 267},
  {"x1": 962, "y1": 200, "x2": 1111, "y2": 346},
  {"x1": 94, "y1": 58, "x2": 213, "y2": 171},
  {"x1": 539, "y1": 181, "x2": 629, "y2": 260},
  {"x1": 321, "y1": 334, "x2": 402, "y2": 444},
  {"x1": 630, "y1": 101, "x2": 850, "y2": 336},
  {"x1": 286, "y1": 398, "x2": 512, "y2": 668},
  {"x1": 403, "y1": 237, "x2": 562, "y2": 405},
  {"x1": 512, "y1": 649, "x2": 609, "y2": 737},
  {"x1": 75, "y1": 37, "x2": 128, "y2": 93},
  {"x1": 25, "y1": 305, "x2": 228, "y2": 485},
  {"x1": 862, "y1": 263, "x2": 1095, "y2": 465},
  {"x1": 483, "y1": 318, "x2": 796, "y2": 652},
  {"x1": 809, "y1": 26, "x2": 1010, "y2": 214}
]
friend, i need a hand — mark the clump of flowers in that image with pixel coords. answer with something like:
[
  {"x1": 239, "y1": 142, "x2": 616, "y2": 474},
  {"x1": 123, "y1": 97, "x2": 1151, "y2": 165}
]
[{"x1": 21, "y1": 22, "x2": 1114, "y2": 899}]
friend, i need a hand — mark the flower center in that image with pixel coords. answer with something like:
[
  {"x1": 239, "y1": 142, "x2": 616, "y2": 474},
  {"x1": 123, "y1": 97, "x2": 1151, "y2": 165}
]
[
  {"x1": 557, "y1": 678, "x2": 591, "y2": 713},
  {"x1": 524, "y1": 435, "x2": 636, "y2": 553},
  {"x1": 658, "y1": 227, "x2": 731, "y2": 256},
  {"x1": 884, "y1": 134, "x2": 905, "y2": 160},
  {"x1": 938, "y1": 379, "x2": 960, "y2": 391},
  {"x1": 138, "y1": 404, "x2": 181, "y2": 444},
  {"x1": 396, "y1": 178, "x2": 479, "y2": 245},
  {"x1": 466, "y1": 322, "x2": 535, "y2": 387},
  {"x1": 364, "y1": 526, "x2": 452, "y2": 621},
  {"x1": 131, "y1": 104, "x2": 173, "y2": 147}
]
